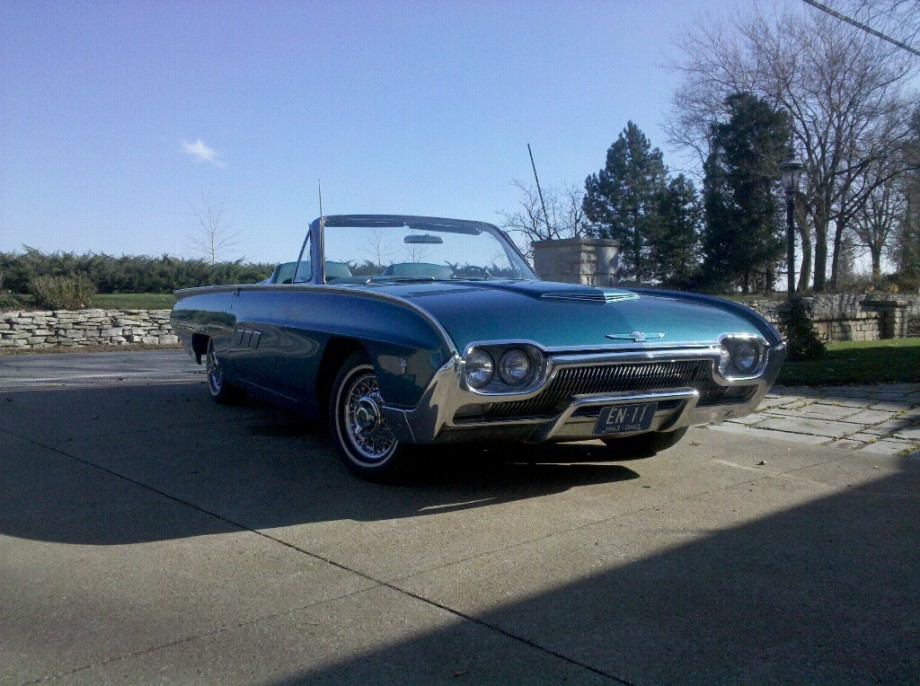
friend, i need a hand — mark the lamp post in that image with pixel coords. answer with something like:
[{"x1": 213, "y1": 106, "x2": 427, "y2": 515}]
[{"x1": 779, "y1": 147, "x2": 804, "y2": 298}]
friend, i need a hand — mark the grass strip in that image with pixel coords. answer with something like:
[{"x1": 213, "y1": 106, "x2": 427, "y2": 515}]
[{"x1": 777, "y1": 338, "x2": 920, "y2": 386}]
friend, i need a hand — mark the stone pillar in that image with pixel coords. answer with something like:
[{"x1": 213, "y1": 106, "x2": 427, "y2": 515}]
[
  {"x1": 862, "y1": 298, "x2": 909, "y2": 339},
  {"x1": 532, "y1": 238, "x2": 620, "y2": 286}
]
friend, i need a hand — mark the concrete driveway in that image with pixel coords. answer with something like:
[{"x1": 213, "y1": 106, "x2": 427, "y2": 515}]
[{"x1": 1, "y1": 351, "x2": 918, "y2": 684}]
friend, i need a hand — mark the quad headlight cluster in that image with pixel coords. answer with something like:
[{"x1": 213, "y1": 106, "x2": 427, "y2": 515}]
[
  {"x1": 463, "y1": 344, "x2": 544, "y2": 391},
  {"x1": 718, "y1": 337, "x2": 764, "y2": 377}
]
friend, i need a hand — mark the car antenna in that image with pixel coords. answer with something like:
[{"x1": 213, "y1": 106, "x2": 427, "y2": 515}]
[
  {"x1": 318, "y1": 178, "x2": 324, "y2": 217},
  {"x1": 528, "y1": 143, "x2": 552, "y2": 238}
]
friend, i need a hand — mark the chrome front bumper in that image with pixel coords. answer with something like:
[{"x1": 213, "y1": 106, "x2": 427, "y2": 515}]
[{"x1": 382, "y1": 343, "x2": 786, "y2": 445}]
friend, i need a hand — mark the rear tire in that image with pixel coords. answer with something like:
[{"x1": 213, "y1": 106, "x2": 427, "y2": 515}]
[
  {"x1": 206, "y1": 339, "x2": 245, "y2": 405},
  {"x1": 329, "y1": 351, "x2": 409, "y2": 480},
  {"x1": 602, "y1": 427, "x2": 688, "y2": 460}
]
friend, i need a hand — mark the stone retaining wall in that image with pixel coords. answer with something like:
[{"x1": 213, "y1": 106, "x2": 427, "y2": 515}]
[
  {"x1": 0, "y1": 309, "x2": 178, "y2": 350},
  {"x1": 742, "y1": 294, "x2": 920, "y2": 342}
]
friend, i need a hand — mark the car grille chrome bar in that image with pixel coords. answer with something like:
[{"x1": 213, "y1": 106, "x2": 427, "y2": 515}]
[{"x1": 473, "y1": 360, "x2": 752, "y2": 420}]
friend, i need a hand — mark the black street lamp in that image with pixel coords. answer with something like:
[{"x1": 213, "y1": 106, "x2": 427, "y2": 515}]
[{"x1": 779, "y1": 147, "x2": 804, "y2": 297}]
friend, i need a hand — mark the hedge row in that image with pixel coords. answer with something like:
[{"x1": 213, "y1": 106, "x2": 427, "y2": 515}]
[{"x1": 0, "y1": 248, "x2": 275, "y2": 294}]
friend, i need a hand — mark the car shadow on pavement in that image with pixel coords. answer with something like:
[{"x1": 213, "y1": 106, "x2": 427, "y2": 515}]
[
  {"x1": 275, "y1": 453, "x2": 920, "y2": 685},
  {"x1": 0, "y1": 382, "x2": 639, "y2": 546}
]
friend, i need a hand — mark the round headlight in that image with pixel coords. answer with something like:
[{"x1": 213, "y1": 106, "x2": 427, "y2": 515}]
[
  {"x1": 465, "y1": 349, "x2": 494, "y2": 388},
  {"x1": 718, "y1": 346, "x2": 731, "y2": 375},
  {"x1": 732, "y1": 341, "x2": 760, "y2": 374},
  {"x1": 498, "y1": 348, "x2": 531, "y2": 385}
]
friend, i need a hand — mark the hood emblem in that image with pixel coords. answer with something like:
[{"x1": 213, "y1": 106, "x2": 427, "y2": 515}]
[{"x1": 606, "y1": 331, "x2": 665, "y2": 343}]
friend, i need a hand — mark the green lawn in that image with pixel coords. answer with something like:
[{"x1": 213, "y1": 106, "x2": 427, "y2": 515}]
[
  {"x1": 9, "y1": 293, "x2": 177, "y2": 310},
  {"x1": 777, "y1": 338, "x2": 920, "y2": 386},
  {"x1": 91, "y1": 293, "x2": 177, "y2": 309}
]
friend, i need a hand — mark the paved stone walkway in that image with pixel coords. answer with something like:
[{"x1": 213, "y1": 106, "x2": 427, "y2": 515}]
[{"x1": 705, "y1": 383, "x2": 920, "y2": 457}]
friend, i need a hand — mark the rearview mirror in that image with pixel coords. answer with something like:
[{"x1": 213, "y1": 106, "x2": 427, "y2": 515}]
[{"x1": 404, "y1": 234, "x2": 444, "y2": 245}]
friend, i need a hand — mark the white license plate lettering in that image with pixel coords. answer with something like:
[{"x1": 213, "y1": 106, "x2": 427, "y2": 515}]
[{"x1": 595, "y1": 402, "x2": 657, "y2": 434}]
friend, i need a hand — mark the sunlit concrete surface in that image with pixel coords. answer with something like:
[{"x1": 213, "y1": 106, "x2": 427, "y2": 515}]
[{"x1": 1, "y1": 351, "x2": 917, "y2": 684}]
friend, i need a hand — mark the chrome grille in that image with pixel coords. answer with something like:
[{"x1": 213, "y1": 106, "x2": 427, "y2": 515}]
[{"x1": 474, "y1": 360, "x2": 752, "y2": 421}]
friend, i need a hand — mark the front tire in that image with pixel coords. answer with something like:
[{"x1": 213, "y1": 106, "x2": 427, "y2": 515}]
[
  {"x1": 602, "y1": 427, "x2": 688, "y2": 460},
  {"x1": 329, "y1": 351, "x2": 408, "y2": 480},
  {"x1": 206, "y1": 339, "x2": 244, "y2": 405}
]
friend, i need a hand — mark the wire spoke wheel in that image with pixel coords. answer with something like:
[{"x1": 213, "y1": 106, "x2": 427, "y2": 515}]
[
  {"x1": 205, "y1": 338, "x2": 243, "y2": 404},
  {"x1": 206, "y1": 340, "x2": 223, "y2": 396},
  {"x1": 343, "y1": 372, "x2": 397, "y2": 462},
  {"x1": 330, "y1": 352, "x2": 406, "y2": 479}
]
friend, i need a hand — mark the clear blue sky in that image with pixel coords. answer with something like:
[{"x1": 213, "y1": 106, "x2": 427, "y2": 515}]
[{"x1": 2, "y1": 0, "x2": 760, "y2": 265}]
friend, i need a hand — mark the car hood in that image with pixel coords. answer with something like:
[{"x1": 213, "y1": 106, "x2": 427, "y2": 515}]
[{"x1": 363, "y1": 280, "x2": 776, "y2": 353}]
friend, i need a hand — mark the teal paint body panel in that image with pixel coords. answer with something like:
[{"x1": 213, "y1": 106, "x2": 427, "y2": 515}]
[
  {"x1": 171, "y1": 215, "x2": 786, "y2": 466},
  {"x1": 173, "y1": 284, "x2": 453, "y2": 411},
  {"x1": 366, "y1": 281, "x2": 774, "y2": 354}
]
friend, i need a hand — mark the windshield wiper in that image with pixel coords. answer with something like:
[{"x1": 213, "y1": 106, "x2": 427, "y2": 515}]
[{"x1": 367, "y1": 276, "x2": 438, "y2": 284}]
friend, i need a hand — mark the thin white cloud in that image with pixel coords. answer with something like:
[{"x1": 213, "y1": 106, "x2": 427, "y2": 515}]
[{"x1": 182, "y1": 138, "x2": 224, "y2": 167}]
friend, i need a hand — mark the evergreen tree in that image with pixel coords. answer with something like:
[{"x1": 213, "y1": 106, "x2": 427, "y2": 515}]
[
  {"x1": 583, "y1": 122, "x2": 667, "y2": 283},
  {"x1": 701, "y1": 93, "x2": 790, "y2": 293},
  {"x1": 653, "y1": 174, "x2": 702, "y2": 288}
]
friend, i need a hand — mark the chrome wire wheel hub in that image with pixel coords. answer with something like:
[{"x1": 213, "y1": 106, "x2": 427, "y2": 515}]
[
  {"x1": 345, "y1": 372, "x2": 396, "y2": 462},
  {"x1": 206, "y1": 346, "x2": 222, "y2": 394}
]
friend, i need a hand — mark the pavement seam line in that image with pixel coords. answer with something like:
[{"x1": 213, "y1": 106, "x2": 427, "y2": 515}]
[
  {"x1": 386, "y1": 445, "x2": 910, "y2": 591},
  {"x1": 21, "y1": 585, "x2": 395, "y2": 685},
  {"x1": 22, "y1": 437, "x2": 632, "y2": 685},
  {"x1": 236, "y1": 528, "x2": 634, "y2": 684}
]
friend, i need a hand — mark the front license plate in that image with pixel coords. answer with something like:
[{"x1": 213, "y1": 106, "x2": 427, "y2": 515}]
[{"x1": 594, "y1": 402, "x2": 658, "y2": 435}]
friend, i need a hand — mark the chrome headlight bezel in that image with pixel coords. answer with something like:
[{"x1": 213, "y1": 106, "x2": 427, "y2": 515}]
[
  {"x1": 718, "y1": 336, "x2": 765, "y2": 378},
  {"x1": 498, "y1": 347, "x2": 532, "y2": 386},
  {"x1": 464, "y1": 349, "x2": 494, "y2": 388},
  {"x1": 461, "y1": 342, "x2": 547, "y2": 394}
]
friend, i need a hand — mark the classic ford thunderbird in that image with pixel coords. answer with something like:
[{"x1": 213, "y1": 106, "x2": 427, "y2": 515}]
[{"x1": 171, "y1": 215, "x2": 785, "y2": 479}]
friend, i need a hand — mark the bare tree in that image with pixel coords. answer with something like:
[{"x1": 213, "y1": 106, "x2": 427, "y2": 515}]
[
  {"x1": 850, "y1": 158, "x2": 906, "y2": 280},
  {"x1": 808, "y1": 0, "x2": 920, "y2": 56},
  {"x1": 498, "y1": 179, "x2": 590, "y2": 257},
  {"x1": 366, "y1": 228, "x2": 397, "y2": 268},
  {"x1": 895, "y1": 107, "x2": 920, "y2": 279},
  {"x1": 188, "y1": 191, "x2": 239, "y2": 264},
  {"x1": 667, "y1": 5, "x2": 917, "y2": 291}
]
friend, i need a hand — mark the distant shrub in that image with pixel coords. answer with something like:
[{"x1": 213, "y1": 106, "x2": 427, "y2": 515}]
[
  {"x1": 0, "y1": 272, "x2": 20, "y2": 310},
  {"x1": 777, "y1": 296, "x2": 825, "y2": 360},
  {"x1": 29, "y1": 274, "x2": 97, "y2": 310},
  {"x1": 0, "y1": 290, "x2": 19, "y2": 310}
]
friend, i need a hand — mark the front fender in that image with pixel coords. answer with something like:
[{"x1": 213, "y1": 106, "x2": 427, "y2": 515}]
[
  {"x1": 278, "y1": 287, "x2": 456, "y2": 410},
  {"x1": 630, "y1": 288, "x2": 783, "y2": 345}
]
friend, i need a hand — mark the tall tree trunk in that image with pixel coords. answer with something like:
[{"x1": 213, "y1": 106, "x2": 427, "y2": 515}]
[
  {"x1": 813, "y1": 225, "x2": 828, "y2": 292},
  {"x1": 811, "y1": 196, "x2": 832, "y2": 292},
  {"x1": 829, "y1": 238, "x2": 840, "y2": 291},
  {"x1": 796, "y1": 207, "x2": 812, "y2": 293},
  {"x1": 871, "y1": 246, "x2": 882, "y2": 281},
  {"x1": 830, "y1": 207, "x2": 853, "y2": 291}
]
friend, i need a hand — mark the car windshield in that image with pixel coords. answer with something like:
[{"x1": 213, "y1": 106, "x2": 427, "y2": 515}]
[{"x1": 319, "y1": 217, "x2": 536, "y2": 282}]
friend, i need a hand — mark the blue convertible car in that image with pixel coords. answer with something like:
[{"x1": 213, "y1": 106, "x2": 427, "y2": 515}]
[{"x1": 171, "y1": 215, "x2": 785, "y2": 479}]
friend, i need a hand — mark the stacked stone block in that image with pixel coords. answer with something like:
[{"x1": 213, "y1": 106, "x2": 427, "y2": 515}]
[
  {"x1": 0, "y1": 309, "x2": 179, "y2": 350},
  {"x1": 743, "y1": 294, "x2": 920, "y2": 342}
]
